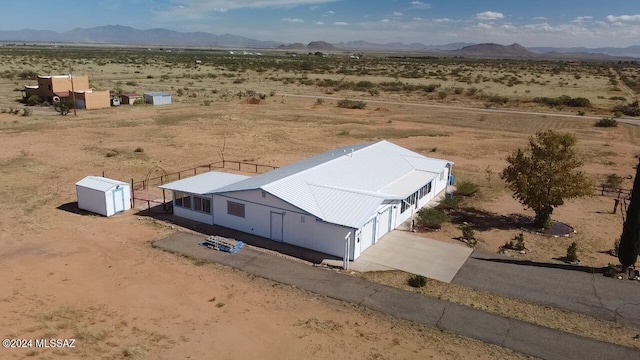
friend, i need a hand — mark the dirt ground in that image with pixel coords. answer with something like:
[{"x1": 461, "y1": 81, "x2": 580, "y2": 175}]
[{"x1": 1, "y1": 56, "x2": 639, "y2": 358}]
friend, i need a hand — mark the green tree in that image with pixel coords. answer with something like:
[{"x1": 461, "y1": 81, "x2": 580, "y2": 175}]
[
  {"x1": 501, "y1": 130, "x2": 593, "y2": 229},
  {"x1": 53, "y1": 98, "x2": 74, "y2": 116},
  {"x1": 618, "y1": 159, "x2": 640, "y2": 272}
]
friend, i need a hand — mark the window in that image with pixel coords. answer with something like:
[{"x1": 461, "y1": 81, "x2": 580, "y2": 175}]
[
  {"x1": 418, "y1": 181, "x2": 433, "y2": 199},
  {"x1": 193, "y1": 196, "x2": 211, "y2": 213},
  {"x1": 227, "y1": 201, "x2": 245, "y2": 218},
  {"x1": 175, "y1": 192, "x2": 191, "y2": 208}
]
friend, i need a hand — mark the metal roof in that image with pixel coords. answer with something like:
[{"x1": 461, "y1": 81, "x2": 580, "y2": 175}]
[
  {"x1": 144, "y1": 92, "x2": 171, "y2": 97},
  {"x1": 212, "y1": 141, "x2": 453, "y2": 228},
  {"x1": 76, "y1": 176, "x2": 129, "y2": 192},
  {"x1": 160, "y1": 172, "x2": 250, "y2": 195}
]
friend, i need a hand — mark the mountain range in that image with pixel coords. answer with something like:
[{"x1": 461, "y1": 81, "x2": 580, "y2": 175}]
[{"x1": 1, "y1": 25, "x2": 639, "y2": 59}]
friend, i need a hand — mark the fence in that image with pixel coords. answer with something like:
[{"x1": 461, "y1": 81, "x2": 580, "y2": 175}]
[{"x1": 128, "y1": 159, "x2": 278, "y2": 212}]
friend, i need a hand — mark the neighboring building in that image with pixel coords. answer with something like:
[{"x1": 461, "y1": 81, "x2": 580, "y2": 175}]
[
  {"x1": 23, "y1": 75, "x2": 110, "y2": 109},
  {"x1": 74, "y1": 90, "x2": 111, "y2": 110},
  {"x1": 120, "y1": 93, "x2": 143, "y2": 105},
  {"x1": 160, "y1": 141, "x2": 453, "y2": 260},
  {"x1": 144, "y1": 92, "x2": 172, "y2": 105},
  {"x1": 76, "y1": 176, "x2": 131, "y2": 217}
]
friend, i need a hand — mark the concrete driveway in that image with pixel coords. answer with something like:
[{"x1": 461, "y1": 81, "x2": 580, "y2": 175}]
[{"x1": 351, "y1": 231, "x2": 473, "y2": 283}]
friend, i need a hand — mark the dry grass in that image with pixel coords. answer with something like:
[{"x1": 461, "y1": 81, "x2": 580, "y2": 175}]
[{"x1": 360, "y1": 270, "x2": 640, "y2": 350}]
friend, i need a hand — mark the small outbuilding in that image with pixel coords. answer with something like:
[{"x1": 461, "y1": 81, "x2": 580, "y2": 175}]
[
  {"x1": 144, "y1": 92, "x2": 172, "y2": 106},
  {"x1": 120, "y1": 93, "x2": 143, "y2": 105},
  {"x1": 76, "y1": 176, "x2": 131, "y2": 217}
]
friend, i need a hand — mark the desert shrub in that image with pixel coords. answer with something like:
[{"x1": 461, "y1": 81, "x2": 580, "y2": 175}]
[
  {"x1": 176, "y1": 88, "x2": 184, "y2": 96},
  {"x1": 436, "y1": 196, "x2": 460, "y2": 211},
  {"x1": 53, "y1": 98, "x2": 74, "y2": 116},
  {"x1": 613, "y1": 101, "x2": 640, "y2": 117},
  {"x1": 316, "y1": 98, "x2": 324, "y2": 105},
  {"x1": 533, "y1": 95, "x2": 591, "y2": 108},
  {"x1": 423, "y1": 83, "x2": 440, "y2": 93},
  {"x1": 454, "y1": 181, "x2": 479, "y2": 197},
  {"x1": 26, "y1": 95, "x2": 41, "y2": 106},
  {"x1": 437, "y1": 90, "x2": 449, "y2": 99},
  {"x1": 133, "y1": 147, "x2": 144, "y2": 153},
  {"x1": 603, "y1": 263, "x2": 618, "y2": 278},
  {"x1": 566, "y1": 242, "x2": 579, "y2": 262},
  {"x1": 481, "y1": 93, "x2": 509, "y2": 104},
  {"x1": 125, "y1": 81, "x2": 137, "y2": 86},
  {"x1": 502, "y1": 232, "x2": 526, "y2": 251},
  {"x1": 269, "y1": 91, "x2": 276, "y2": 97},
  {"x1": 146, "y1": 75, "x2": 154, "y2": 79},
  {"x1": 203, "y1": 100, "x2": 212, "y2": 106},
  {"x1": 466, "y1": 87, "x2": 478, "y2": 96},
  {"x1": 416, "y1": 207, "x2": 449, "y2": 229},
  {"x1": 133, "y1": 98, "x2": 145, "y2": 105},
  {"x1": 461, "y1": 225, "x2": 477, "y2": 246},
  {"x1": 609, "y1": 96, "x2": 627, "y2": 101},
  {"x1": 17, "y1": 70, "x2": 38, "y2": 80},
  {"x1": 453, "y1": 87, "x2": 464, "y2": 95},
  {"x1": 601, "y1": 173, "x2": 623, "y2": 191},
  {"x1": 407, "y1": 274, "x2": 427, "y2": 288},
  {"x1": 594, "y1": 117, "x2": 618, "y2": 127},
  {"x1": 566, "y1": 97, "x2": 591, "y2": 107},
  {"x1": 337, "y1": 99, "x2": 366, "y2": 109},
  {"x1": 258, "y1": 93, "x2": 266, "y2": 100},
  {"x1": 21, "y1": 108, "x2": 32, "y2": 117}
]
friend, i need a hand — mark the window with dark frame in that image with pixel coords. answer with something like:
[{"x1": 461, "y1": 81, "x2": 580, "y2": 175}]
[
  {"x1": 194, "y1": 196, "x2": 211, "y2": 213},
  {"x1": 175, "y1": 192, "x2": 191, "y2": 209},
  {"x1": 227, "y1": 201, "x2": 245, "y2": 218}
]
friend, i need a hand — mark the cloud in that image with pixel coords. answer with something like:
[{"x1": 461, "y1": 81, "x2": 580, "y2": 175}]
[
  {"x1": 532, "y1": 16, "x2": 547, "y2": 20},
  {"x1": 476, "y1": 22, "x2": 492, "y2": 29},
  {"x1": 606, "y1": 14, "x2": 640, "y2": 23},
  {"x1": 412, "y1": 17, "x2": 423, "y2": 21},
  {"x1": 392, "y1": 12, "x2": 403, "y2": 17},
  {"x1": 333, "y1": 21, "x2": 349, "y2": 26},
  {"x1": 381, "y1": 19, "x2": 390, "y2": 23},
  {"x1": 282, "y1": 18, "x2": 304, "y2": 23},
  {"x1": 315, "y1": 21, "x2": 324, "y2": 25},
  {"x1": 156, "y1": 0, "x2": 339, "y2": 20},
  {"x1": 572, "y1": 16, "x2": 593, "y2": 23},
  {"x1": 410, "y1": 1, "x2": 431, "y2": 9},
  {"x1": 476, "y1": 11, "x2": 504, "y2": 21}
]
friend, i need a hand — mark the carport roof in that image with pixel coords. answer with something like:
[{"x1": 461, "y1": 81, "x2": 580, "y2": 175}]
[{"x1": 160, "y1": 171, "x2": 250, "y2": 195}]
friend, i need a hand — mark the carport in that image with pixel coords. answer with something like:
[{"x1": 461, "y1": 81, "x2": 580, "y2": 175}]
[{"x1": 351, "y1": 231, "x2": 473, "y2": 283}]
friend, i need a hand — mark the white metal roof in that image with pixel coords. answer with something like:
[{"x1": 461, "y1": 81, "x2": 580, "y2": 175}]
[
  {"x1": 160, "y1": 172, "x2": 250, "y2": 195},
  {"x1": 76, "y1": 176, "x2": 129, "y2": 192},
  {"x1": 212, "y1": 141, "x2": 453, "y2": 228},
  {"x1": 144, "y1": 92, "x2": 171, "y2": 96}
]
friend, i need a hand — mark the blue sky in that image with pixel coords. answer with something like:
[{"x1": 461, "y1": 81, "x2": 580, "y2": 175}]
[{"x1": 2, "y1": 0, "x2": 640, "y2": 47}]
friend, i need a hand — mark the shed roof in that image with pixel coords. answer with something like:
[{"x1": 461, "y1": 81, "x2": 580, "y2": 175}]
[
  {"x1": 144, "y1": 92, "x2": 171, "y2": 97},
  {"x1": 159, "y1": 172, "x2": 250, "y2": 195},
  {"x1": 76, "y1": 176, "x2": 129, "y2": 192},
  {"x1": 121, "y1": 93, "x2": 142, "y2": 97}
]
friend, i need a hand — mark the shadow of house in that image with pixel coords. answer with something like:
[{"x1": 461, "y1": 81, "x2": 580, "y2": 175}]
[{"x1": 137, "y1": 205, "x2": 341, "y2": 265}]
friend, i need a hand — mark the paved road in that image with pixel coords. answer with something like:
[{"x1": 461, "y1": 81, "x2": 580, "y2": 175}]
[
  {"x1": 154, "y1": 232, "x2": 639, "y2": 360},
  {"x1": 453, "y1": 250, "x2": 640, "y2": 328}
]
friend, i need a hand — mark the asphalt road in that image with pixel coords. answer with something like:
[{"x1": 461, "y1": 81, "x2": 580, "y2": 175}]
[
  {"x1": 453, "y1": 250, "x2": 640, "y2": 328},
  {"x1": 154, "y1": 232, "x2": 640, "y2": 360}
]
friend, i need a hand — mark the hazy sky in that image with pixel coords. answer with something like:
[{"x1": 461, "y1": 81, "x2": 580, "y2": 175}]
[{"x1": 2, "y1": 0, "x2": 639, "y2": 47}]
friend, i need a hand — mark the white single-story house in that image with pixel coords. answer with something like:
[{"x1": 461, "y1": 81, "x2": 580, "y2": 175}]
[
  {"x1": 160, "y1": 141, "x2": 453, "y2": 260},
  {"x1": 76, "y1": 176, "x2": 131, "y2": 217},
  {"x1": 144, "y1": 91, "x2": 172, "y2": 105}
]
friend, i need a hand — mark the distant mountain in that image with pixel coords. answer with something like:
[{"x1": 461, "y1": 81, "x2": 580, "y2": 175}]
[
  {"x1": 277, "y1": 42, "x2": 306, "y2": 50},
  {"x1": 0, "y1": 25, "x2": 281, "y2": 48},
  {"x1": 307, "y1": 41, "x2": 338, "y2": 51},
  {"x1": 335, "y1": 40, "x2": 474, "y2": 52},
  {"x1": 529, "y1": 45, "x2": 640, "y2": 58},
  {"x1": 453, "y1": 43, "x2": 534, "y2": 58}
]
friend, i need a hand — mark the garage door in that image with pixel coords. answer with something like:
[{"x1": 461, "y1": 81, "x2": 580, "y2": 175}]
[
  {"x1": 359, "y1": 217, "x2": 376, "y2": 253},
  {"x1": 377, "y1": 207, "x2": 392, "y2": 239}
]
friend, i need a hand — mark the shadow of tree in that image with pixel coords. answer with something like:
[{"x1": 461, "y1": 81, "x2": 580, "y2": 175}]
[
  {"x1": 447, "y1": 206, "x2": 532, "y2": 231},
  {"x1": 476, "y1": 256, "x2": 605, "y2": 274}
]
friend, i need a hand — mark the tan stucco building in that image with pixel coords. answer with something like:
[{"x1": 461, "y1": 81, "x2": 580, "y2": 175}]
[{"x1": 24, "y1": 75, "x2": 110, "y2": 110}]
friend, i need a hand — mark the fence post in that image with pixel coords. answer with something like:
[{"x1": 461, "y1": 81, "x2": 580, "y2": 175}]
[
  {"x1": 160, "y1": 175, "x2": 163, "y2": 185},
  {"x1": 130, "y1": 178, "x2": 134, "y2": 208},
  {"x1": 223, "y1": 160, "x2": 225, "y2": 168},
  {"x1": 178, "y1": 171, "x2": 181, "y2": 180},
  {"x1": 238, "y1": 162, "x2": 241, "y2": 171},
  {"x1": 194, "y1": 168, "x2": 197, "y2": 175},
  {"x1": 163, "y1": 189, "x2": 166, "y2": 211},
  {"x1": 255, "y1": 164, "x2": 258, "y2": 173},
  {"x1": 601, "y1": 185, "x2": 605, "y2": 196},
  {"x1": 209, "y1": 164, "x2": 212, "y2": 171},
  {"x1": 102, "y1": 171, "x2": 105, "y2": 177}
]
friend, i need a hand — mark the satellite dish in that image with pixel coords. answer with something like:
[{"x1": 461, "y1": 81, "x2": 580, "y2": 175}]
[{"x1": 52, "y1": 96, "x2": 60, "y2": 103}]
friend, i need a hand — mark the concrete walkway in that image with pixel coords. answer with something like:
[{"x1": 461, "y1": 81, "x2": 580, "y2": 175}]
[
  {"x1": 154, "y1": 232, "x2": 640, "y2": 360},
  {"x1": 453, "y1": 250, "x2": 640, "y2": 328},
  {"x1": 352, "y1": 231, "x2": 473, "y2": 283}
]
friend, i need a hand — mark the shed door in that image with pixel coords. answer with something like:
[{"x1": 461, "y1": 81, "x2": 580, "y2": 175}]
[
  {"x1": 113, "y1": 187, "x2": 125, "y2": 213},
  {"x1": 270, "y1": 212, "x2": 283, "y2": 242},
  {"x1": 377, "y1": 207, "x2": 392, "y2": 239},
  {"x1": 360, "y1": 218, "x2": 376, "y2": 253}
]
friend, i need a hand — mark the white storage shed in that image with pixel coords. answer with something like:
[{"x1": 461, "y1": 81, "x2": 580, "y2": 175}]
[
  {"x1": 76, "y1": 176, "x2": 131, "y2": 217},
  {"x1": 144, "y1": 92, "x2": 172, "y2": 105}
]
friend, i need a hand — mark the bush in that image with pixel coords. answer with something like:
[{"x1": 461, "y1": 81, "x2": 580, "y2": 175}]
[
  {"x1": 502, "y1": 233, "x2": 526, "y2": 251},
  {"x1": 454, "y1": 181, "x2": 479, "y2": 197},
  {"x1": 203, "y1": 100, "x2": 212, "y2": 106},
  {"x1": 416, "y1": 207, "x2": 449, "y2": 229},
  {"x1": 436, "y1": 196, "x2": 460, "y2": 211},
  {"x1": 21, "y1": 108, "x2": 32, "y2": 117},
  {"x1": 603, "y1": 263, "x2": 618, "y2": 278},
  {"x1": 602, "y1": 173, "x2": 623, "y2": 191},
  {"x1": 566, "y1": 242, "x2": 579, "y2": 263},
  {"x1": 316, "y1": 98, "x2": 324, "y2": 105},
  {"x1": 133, "y1": 147, "x2": 144, "y2": 153},
  {"x1": 26, "y1": 95, "x2": 41, "y2": 106},
  {"x1": 407, "y1": 274, "x2": 427, "y2": 288},
  {"x1": 176, "y1": 88, "x2": 184, "y2": 96},
  {"x1": 613, "y1": 101, "x2": 640, "y2": 117},
  {"x1": 533, "y1": 95, "x2": 591, "y2": 108},
  {"x1": 594, "y1": 117, "x2": 618, "y2": 127},
  {"x1": 133, "y1": 98, "x2": 145, "y2": 105},
  {"x1": 461, "y1": 225, "x2": 477, "y2": 246},
  {"x1": 337, "y1": 99, "x2": 366, "y2": 109}
]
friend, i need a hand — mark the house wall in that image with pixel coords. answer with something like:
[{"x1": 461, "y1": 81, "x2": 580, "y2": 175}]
[
  {"x1": 121, "y1": 96, "x2": 142, "y2": 105},
  {"x1": 145, "y1": 94, "x2": 172, "y2": 105},
  {"x1": 392, "y1": 166, "x2": 451, "y2": 228},
  {"x1": 80, "y1": 91, "x2": 110, "y2": 109},
  {"x1": 172, "y1": 193, "x2": 214, "y2": 225},
  {"x1": 213, "y1": 190, "x2": 353, "y2": 258},
  {"x1": 76, "y1": 186, "x2": 107, "y2": 216}
]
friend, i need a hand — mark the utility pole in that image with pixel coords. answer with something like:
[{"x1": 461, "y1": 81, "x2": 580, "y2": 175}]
[{"x1": 70, "y1": 65, "x2": 77, "y2": 116}]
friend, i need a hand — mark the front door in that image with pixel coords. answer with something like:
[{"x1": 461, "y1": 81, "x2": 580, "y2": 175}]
[
  {"x1": 113, "y1": 187, "x2": 125, "y2": 213},
  {"x1": 270, "y1": 212, "x2": 283, "y2": 241}
]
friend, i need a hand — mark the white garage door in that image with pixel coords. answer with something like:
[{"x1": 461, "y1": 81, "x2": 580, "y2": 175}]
[
  {"x1": 359, "y1": 217, "x2": 376, "y2": 253},
  {"x1": 377, "y1": 207, "x2": 392, "y2": 239}
]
